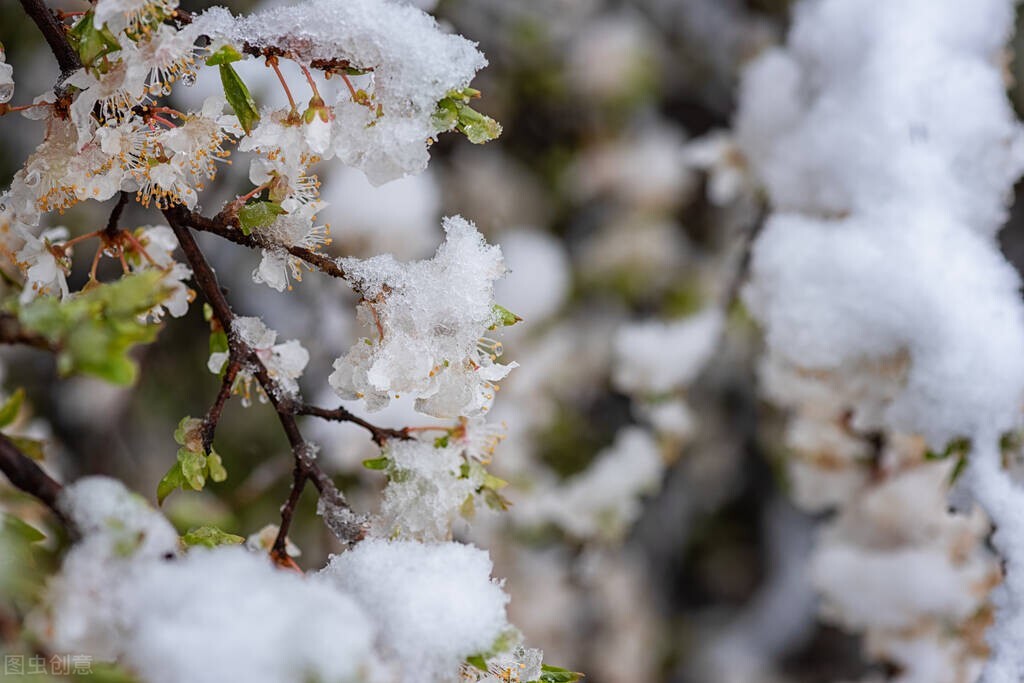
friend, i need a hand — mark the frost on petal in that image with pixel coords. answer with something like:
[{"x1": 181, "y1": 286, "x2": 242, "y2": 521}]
[
  {"x1": 321, "y1": 539, "x2": 510, "y2": 683},
  {"x1": 330, "y1": 216, "x2": 514, "y2": 418},
  {"x1": 0, "y1": 50, "x2": 14, "y2": 104},
  {"x1": 373, "y1": 439, "x2": 479, "y2": 542},
  {"x1": 197, "y1": 0, "x2": 488, "y2": 184}
]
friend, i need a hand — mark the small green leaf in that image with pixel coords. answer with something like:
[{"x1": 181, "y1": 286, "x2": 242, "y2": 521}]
[
  {"x1": 181, "y1": 525, "x2": 244, "y2": 548},
  {"x1": 177, "y1": 448, "x2": 207, "y2": 491},
  {"x1": 465, "y1": 655, "x2": 488, "y2": 672},
  {"x1": 238, "y1": 201, "x2": 285, "y2": 236},
  {"x1": 482, "y1": 487, "x2": 511, "y2": 512},
  {"x1": 362, "y1": 456, "x2": 390, "y2": 470},
  {"x1": 205, "y1": 45, "x2": 244, "y2": 66},
  {"x1": 434, "y1": 434, "x2": 450, "y2": 448},
  {"x1": 209, "y1": 329, "x2": 229, "y2": 356},
  {"x1": 0, "y1": 387, "x2": 24, "y2": 428},
  {"x1": 490, "y1": 304, "x2": 522, "y2": 329},
  {"x1": 535, "y1": 664, "x2": 585, "y2": 683},
  {"x1": 482, "y1": 473, "x2": 508, "y2": 491},
  {"x1": 207, "y1": 450, "x2": 228, "y2": 483},
  {"x1": 157, "y1": 462, "x2": 185, "y2": 505},
  {"x1": 457, "y1": 105, "x2": 503, "y2": 144},
  {"x1": 219, "y1": 62, "x2": 260, "y2": 134},
  {"x1": 18, "y1": 271, "x2": 171, "y2": 386},
  {"x1": 68, "y1": 12, "x2": 121, "y2": 68},
  {"x1": 8, "y1": 436, "x2": 45, "y2": 462},
  {"x1": 1, "y1": 513, "x2": 45, "y2": 544}
]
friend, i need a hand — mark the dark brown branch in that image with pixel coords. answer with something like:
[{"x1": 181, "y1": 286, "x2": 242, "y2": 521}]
[
  {"x1": 202, "y1": 360, "x2": 240, "y2": 453},
  {"x1": 271, "y1": 463, "x2": 306, "y2": 562},
  {"x1": 163, "y1": 208, "x2": 366, "y2": 552},
  {"x1": 0, "y1": 433, "x2": 65, "y2": 523},
  {"x1": 289, "y1": 402, "x2": 409, "y2": 446},
  {"x1": 18, "y1": 0, "x2": 82, "y2": 84},
  {"x1": 168, "y1": 205, "x2": 347, "y2": 279},
  {"x1": 103, "y1": 191, "x2": 131, "y2": 240}
]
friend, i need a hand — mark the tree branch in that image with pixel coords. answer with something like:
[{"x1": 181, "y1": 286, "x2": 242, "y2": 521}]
[
  {"x1": 0, "y1": 433, "x2": 65, "y2": 524},
  {"x1": 167, "y1": 205, "x2": 347, "y2": 280},
  {"x1": 18, "y1": 0, "x2": 81, "y2": 85},
  {"x1": 201, "y1": 360, "x2": 240, "y2": 453},
  {"x1": 0, "y1": 312, "x2": 54, "y2": 351},
  {"x1": 288, "y1": 402, "x2": 409, "y2": 446},
  {"x1": 163, "y1": 208, "x2": 367, "y2": 554}
]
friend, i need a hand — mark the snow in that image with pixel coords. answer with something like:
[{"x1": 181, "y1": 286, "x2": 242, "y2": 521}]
[
  {"x1": 322, "y1": 539, "x2": 511, "y2": 682},
  {"x1": 330, "y1": 216, "x2": 515, "y2": 418},
  {"x1": 374, "y1": 438, "x2": 479, "y2": 542},
  {"x1": 737, "y1": 1, "x2": 1024, "y2": 679},
  {"x1": 193, "y1": 0, "x2": 488, "y2": 183}
]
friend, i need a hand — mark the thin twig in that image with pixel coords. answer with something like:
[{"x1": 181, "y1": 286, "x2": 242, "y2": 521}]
[
  {"x1": 290, "y1": 402, "x2": 409, "y2": 446},
  {"x1": 202, "y1": 360, "x2": 240, "y2": 453},
  {"x1": 104, "y1": 191, "x2": 131, "y2": 240},
  {"x1": 168, "y1": 205, "x2": 347, "y2": 279}
]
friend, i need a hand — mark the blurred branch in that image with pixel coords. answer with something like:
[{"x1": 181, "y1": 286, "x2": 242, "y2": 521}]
[
  {"x1": 0, "y1": 313, "x2": 54, "y2": 350},
  {"x1": 0, "y1": 433, "x2": 65, "y2": 524}
]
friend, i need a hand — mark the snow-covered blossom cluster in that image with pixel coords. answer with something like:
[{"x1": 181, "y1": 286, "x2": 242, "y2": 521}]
[{"x1": 736, "y1": 0, "x2": 1024, "y2": 679}]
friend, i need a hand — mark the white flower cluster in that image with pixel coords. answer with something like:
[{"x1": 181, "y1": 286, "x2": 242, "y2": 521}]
[
  {"x1": 736, "y1": 0, "x2": 1024, "y2": 678},
  {"x1": 195, "y1": 0, "x2": 487, "y2": 185},
  {"x1": 330, "y1": 216, "x2": 516, "y2": 419},
  {"x1": 208, "y1": 316, "x2": 309, "y2": 405}
]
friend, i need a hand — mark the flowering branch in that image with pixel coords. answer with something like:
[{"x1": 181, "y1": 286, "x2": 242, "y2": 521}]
[
  {"x1": 169, "y1": 206, "x2": 347, "y2": 279},
  {"x1": 163, "y1": 207, "x2": 367, "y2": 556}
]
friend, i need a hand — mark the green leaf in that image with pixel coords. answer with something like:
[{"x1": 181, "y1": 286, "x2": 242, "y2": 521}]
[
  {"x1": 1, "y1": 513, "x2": 45, "y2": 544},
  {"x1": 205, "y1": 45, "x2": 244, "y2": 66},
  {"x1": 456, "y1": 105, "x2": 503, "y2": 144},
  {"x1": 157, "y1": 462, "x2": 185, "y2": 506},
  {"x1": 181, "y1": 525, "x2": 244, "y2": 548},
  {"x1": 433, "y1": 88, "x2": 502, "y2": 144},
  {"x1": 0, "y1": 387, "x2": 24, "y2": 428},
  {"x1": 207, "y1": 450, "x2": 228, "y2": 483},
  {"x1": 219, "y1": 62, "x2": 260, "y2": 134},
  {"x1": 17, "y1": 271, "x2": 171, "y2": 386},
  {"x1": 209, "y1": 329, "x2": 229, "y2": 356},
  {"x1": 177, "y1": 448, "x2": 207, "y2": 491},
  {"x1": 68, "y1": 12, "x2": 121, "y2": 68},
  {"x1": 9, "y1": 436, "x2": 45, "y2": 461},
  {"x1": 362, "y1": 456, "x2": 390, "y2": 470},
  {"x1": 534, "y1": 664, "x2": 585, "y2": 683},
  {"x1": 490, "y1": 304, "x2": 522, "y2": 329},
  {"x1": 434, "y1": 434, "x2": 450, "y2": 448},
  {"x1": 465, "y1": 655, "x2": 488, "y2": 672},
  {"x1": 238, "y1": 201, "x2": 286, "y2": 236}
]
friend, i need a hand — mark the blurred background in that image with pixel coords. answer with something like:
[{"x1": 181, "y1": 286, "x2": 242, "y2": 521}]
[{"x1": 4, "y1": 1, "x2": 1024, "y2": 682}]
